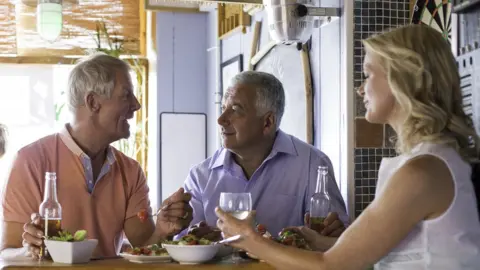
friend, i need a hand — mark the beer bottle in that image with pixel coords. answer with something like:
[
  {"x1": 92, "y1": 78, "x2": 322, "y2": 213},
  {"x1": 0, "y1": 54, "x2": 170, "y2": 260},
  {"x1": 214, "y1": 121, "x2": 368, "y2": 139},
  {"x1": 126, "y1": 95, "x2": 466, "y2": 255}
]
[
  {"x1": 309, "y1": 166, "x2": 331, "y2": 232},
  {"x1": 38, "y1": 172, "x2": 62, "y2": 259}
]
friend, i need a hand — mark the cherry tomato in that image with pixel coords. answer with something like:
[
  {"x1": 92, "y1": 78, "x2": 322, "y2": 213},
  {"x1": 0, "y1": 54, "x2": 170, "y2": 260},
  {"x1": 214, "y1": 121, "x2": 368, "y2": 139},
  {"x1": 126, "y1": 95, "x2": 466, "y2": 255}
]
[
  {"x1": 256, "y1": 224, "x2": 267, "y2": 234},
  {"x1": 137, "y1": 209, "x2": 148, "y2": 222}
]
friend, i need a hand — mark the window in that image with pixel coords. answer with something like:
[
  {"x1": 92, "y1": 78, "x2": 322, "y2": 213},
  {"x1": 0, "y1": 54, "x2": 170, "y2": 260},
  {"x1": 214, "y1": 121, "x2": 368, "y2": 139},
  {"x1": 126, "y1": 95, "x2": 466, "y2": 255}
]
[{"x1": 0, "y1": 63, "x2": 138, "y2": 187}]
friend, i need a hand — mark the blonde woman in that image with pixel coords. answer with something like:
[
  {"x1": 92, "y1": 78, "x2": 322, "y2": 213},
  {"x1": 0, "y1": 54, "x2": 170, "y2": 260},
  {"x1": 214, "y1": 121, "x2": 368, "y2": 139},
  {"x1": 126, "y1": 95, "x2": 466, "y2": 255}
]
[{"x1": 215, "y1": 24, "x2": 480, "y2": 270}]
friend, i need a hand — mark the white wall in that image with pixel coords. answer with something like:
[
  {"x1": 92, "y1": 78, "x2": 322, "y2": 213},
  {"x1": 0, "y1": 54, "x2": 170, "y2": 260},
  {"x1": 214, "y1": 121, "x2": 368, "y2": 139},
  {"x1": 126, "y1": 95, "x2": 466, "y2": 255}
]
[
  {"x1": 149, "y1": 11, "x2": 208, "y2": 207},
  {"x1": 147, "y1": 11, "x2": 159, "y2": 211},
  {"x1": 156, "y1": 12, "x2": 208, "y2": 113},
  {"x1": 206, "y1": 11, "x2": 220, "y2": 156}
]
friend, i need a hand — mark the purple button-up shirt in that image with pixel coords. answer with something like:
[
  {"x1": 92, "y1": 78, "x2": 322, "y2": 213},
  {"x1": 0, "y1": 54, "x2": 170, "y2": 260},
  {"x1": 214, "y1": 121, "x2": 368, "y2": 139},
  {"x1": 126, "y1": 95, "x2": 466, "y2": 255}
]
[{"x1": 182, "y1": 130, "x2": 348, "y2": 236}]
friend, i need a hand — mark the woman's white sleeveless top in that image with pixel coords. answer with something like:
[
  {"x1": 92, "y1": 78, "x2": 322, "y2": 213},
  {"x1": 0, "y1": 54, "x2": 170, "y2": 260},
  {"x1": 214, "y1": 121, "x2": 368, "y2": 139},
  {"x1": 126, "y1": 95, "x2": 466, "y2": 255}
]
[{"x1": 374, "y1": 143, "x2": 480, "y2": 270}]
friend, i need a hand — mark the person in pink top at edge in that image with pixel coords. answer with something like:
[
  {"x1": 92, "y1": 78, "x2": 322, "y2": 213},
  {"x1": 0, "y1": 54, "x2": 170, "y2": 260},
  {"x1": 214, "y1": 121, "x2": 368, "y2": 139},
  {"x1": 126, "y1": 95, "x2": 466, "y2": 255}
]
[{"x1": 0, "y1": 53, "x2": 193, "y2": 259}]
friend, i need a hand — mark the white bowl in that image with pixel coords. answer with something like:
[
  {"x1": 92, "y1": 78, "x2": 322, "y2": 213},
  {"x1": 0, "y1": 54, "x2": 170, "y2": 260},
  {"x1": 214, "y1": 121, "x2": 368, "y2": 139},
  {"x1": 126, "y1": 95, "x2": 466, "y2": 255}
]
[
  {"x1": 162, "y1": 244, "x2": 220, "y2": 264},
  {"x1": 215, "y1": 245, "x2": 234, "y2": 258},
  {"x1": 44, "y1": 239, "x2": 98, "y2": 264}
]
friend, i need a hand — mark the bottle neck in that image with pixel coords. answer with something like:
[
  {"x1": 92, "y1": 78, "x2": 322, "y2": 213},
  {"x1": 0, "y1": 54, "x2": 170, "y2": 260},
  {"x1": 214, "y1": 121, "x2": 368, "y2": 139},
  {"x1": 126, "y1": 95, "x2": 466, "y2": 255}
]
[
  {"x1": 315, "y1": 170, "x2": 328, "y2": 195},
  {"x1": 43, "y1": 178, "x2": 58, "y2": 202}
]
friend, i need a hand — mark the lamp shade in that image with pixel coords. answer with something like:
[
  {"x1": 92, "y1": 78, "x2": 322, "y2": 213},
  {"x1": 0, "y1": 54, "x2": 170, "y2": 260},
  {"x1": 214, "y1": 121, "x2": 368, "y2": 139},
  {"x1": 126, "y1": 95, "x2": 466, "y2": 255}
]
[{"x1": 37, "y1": 0, "x2": 63, "y2": 42}]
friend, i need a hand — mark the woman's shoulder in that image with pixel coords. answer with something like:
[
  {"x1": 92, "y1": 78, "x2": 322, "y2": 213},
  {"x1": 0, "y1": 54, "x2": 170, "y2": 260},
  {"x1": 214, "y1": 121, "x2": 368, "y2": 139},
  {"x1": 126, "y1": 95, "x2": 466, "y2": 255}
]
[{"x1": 379, "y1": 145, "x2": 455, "y2": 201}]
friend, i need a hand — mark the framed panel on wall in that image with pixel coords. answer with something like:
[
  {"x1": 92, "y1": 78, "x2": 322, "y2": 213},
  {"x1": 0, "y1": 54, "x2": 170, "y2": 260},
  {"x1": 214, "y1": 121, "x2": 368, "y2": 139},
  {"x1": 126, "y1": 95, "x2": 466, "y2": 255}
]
[{"x1": 159, "y1": 112, "x2": 207, "y2": 205}]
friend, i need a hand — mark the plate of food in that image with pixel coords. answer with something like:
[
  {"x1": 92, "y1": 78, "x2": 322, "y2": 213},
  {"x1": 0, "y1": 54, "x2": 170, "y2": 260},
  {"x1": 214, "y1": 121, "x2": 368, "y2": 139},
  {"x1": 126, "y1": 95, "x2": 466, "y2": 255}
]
[
  {"x1": 120, "y1": 244, "x2": 171, "y2": 264},
  {"x1": 246, "y1": 224, "x2": 311, "y2": 261}
]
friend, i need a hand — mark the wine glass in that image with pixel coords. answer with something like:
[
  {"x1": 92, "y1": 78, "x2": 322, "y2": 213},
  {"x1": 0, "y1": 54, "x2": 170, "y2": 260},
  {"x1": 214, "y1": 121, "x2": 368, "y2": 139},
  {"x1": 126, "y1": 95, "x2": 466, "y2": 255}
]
[
  {"x1": 219, "y1": 192, "x2": 252, "y2": 220},
  {"x1": 218, "y1": 192, "x2": 252, "y2": 263}
]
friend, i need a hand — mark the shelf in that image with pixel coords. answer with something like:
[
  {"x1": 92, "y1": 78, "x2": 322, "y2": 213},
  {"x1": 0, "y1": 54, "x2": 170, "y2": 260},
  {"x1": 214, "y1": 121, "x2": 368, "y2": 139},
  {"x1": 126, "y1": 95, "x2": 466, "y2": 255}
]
[{"x1": 217, "y1": 3, "x2": 251, "y2": 40}]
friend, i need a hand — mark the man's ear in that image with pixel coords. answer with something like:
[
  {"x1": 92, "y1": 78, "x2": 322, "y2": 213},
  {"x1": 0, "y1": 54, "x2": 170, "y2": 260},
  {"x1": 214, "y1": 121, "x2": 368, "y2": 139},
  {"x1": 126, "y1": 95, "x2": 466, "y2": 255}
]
[
  {"x1": 85, "y1": 92, "x2": 101, "y2": 113},
  {"x1": 263, "y1": 111, "x2": 276, "y2": 135}
]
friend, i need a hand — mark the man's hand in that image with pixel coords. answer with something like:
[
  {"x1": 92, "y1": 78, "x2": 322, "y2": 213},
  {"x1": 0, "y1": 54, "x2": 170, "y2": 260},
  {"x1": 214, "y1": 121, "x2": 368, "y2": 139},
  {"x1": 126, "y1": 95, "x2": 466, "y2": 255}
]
[
  {"x1": 187, "y1": 221, "x2": 222, "y2": 242},
  {"x1": 22, "y1": 213, "x2": 44, "y2": 259},
  {"x1": 155, "y1": 188, "x2": 193, "y2": 238},
  {"x1": 304, "y1": 212, "x2": 345, "y2": 237},
  {"x1": 280, "y1": 226, "x2": 337, "y2": 252}
]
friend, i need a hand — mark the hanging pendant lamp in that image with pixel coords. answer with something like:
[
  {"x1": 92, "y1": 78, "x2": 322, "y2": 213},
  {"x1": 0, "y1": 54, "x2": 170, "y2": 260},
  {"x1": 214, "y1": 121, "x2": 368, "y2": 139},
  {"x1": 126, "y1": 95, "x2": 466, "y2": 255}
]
[{"x1": 37, "y1": 0, "x2": 63, "y2": 42}]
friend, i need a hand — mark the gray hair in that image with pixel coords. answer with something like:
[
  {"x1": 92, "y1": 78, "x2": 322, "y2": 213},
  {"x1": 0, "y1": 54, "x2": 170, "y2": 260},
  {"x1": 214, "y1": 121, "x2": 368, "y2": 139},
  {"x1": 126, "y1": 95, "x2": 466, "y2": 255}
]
[
  {"x1": 67, "y1": 52, "x2": 131, "y2": 112},
  {"x1": 229, "y1": 71, "x2": 285, "y2": 129},
  {"x1": 0, "y1": 123, "x2": 6, "y2": 158}
]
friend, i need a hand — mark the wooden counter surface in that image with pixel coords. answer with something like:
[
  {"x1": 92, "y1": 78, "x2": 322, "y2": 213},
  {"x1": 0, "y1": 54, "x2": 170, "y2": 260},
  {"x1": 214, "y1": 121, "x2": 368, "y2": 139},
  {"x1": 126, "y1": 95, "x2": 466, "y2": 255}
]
[{"x1": 0, "y1": 257, "x2": 275, "y2": 270}]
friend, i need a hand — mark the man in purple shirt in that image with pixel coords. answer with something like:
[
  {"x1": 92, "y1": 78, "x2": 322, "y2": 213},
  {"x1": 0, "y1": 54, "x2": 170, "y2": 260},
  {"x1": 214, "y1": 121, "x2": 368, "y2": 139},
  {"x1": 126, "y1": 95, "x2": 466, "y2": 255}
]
[{"x1": 183, "y1": 71, "x2": 348, "y2": 239}]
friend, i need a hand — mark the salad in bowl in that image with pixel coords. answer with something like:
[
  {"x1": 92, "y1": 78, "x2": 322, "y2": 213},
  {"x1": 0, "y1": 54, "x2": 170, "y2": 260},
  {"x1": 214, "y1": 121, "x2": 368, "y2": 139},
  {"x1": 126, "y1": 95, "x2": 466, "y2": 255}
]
[
  {"x1": 161, "y1": 234, "x2": 221, "y2": 264},
  {"x1": 44, "y1": 229, "x2": 98, "y2": 264}
]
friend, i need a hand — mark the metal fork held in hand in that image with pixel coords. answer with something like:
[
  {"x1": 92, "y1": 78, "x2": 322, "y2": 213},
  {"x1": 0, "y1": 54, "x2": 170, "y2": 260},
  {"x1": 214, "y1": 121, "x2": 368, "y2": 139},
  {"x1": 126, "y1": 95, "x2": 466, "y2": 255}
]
[{"x1": 213, "y1": 235, "x2": 241, "y2": 245}]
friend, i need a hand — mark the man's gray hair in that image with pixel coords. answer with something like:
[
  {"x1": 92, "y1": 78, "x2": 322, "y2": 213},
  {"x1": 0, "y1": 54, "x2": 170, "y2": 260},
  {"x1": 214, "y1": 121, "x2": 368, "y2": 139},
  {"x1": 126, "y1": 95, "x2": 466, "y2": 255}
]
[
  {"x1": 229, "y1": 71, "x2": 285, "y2": 129},
  {"x1": 0, "y1": 123, "x2": 7, "y2": 158},
  {"x1": 67, "y1": 52, "x2": 131, "y2": 112}
]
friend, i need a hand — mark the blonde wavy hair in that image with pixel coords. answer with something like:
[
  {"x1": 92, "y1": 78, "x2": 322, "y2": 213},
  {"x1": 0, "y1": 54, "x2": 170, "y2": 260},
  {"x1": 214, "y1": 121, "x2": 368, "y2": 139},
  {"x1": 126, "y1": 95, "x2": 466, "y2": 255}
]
[{"x1": 362, "y1": 24, "x2": 479, "y2": 159}]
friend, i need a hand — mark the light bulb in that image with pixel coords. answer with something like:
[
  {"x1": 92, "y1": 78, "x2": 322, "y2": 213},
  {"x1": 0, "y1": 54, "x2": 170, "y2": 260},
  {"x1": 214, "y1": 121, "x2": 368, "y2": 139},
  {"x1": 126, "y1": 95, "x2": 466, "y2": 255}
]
[{"x1": 37, "y1": 0, "x2": 63, "y2": 42}]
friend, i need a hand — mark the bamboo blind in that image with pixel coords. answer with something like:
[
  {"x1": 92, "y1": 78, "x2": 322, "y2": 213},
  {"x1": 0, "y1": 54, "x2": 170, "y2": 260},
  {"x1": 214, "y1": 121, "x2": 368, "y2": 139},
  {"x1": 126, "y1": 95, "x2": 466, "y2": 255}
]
[
  {"x1": 0, "y1": 0, "x2": 140, "y2": 56},
  {"x1": 0, "y1": 1, "x2": 16, "y2": 55}
]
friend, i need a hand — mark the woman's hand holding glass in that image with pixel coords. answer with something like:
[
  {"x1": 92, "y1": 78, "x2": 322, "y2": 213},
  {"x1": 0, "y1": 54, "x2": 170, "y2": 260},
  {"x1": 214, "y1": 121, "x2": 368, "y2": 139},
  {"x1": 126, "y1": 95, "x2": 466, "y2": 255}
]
[
  {"x1": 216, "y1": 192, "x2": 256, "y2": 251},
  {"x1": 215, "y1": 207, "x2": 257, "y2": 249}
]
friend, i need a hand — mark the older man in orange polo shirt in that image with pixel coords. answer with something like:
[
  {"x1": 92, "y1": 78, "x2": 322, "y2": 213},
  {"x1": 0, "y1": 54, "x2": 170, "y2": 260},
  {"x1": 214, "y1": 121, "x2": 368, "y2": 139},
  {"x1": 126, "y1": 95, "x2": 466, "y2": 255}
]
[{"x1": 0, "y1": 53, "x2": 192, "y2": 259}]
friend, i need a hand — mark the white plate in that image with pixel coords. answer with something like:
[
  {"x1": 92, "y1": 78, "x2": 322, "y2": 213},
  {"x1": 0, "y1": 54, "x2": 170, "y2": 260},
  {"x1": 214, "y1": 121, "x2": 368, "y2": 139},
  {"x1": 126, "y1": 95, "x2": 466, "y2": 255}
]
[{"x1": 119, "y1": 253, "x2": 172, "y2": 264}]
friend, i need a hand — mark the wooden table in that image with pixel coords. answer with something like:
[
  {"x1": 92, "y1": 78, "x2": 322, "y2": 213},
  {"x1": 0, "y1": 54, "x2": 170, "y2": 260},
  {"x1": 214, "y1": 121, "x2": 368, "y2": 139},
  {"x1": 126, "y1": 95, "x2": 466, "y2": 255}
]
[{"x1": 0, "y1": 258, "x2": 275, "y2": 270}]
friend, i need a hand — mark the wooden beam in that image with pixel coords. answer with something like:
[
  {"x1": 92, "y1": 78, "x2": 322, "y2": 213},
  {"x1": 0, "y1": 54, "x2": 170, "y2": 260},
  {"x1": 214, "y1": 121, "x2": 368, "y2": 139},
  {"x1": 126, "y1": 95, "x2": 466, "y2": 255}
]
[
  {"x1": 150, "y1": 11, "x2": 157, "y2": 53},
  {"x1": 0, "y1": 56, "x2": 148, "y2": 65},
  {"x1": 140, "y1": 0, "x2": 147, "y2": 57},
  {"x1": 300, "y1": 44, "x2": 313, "y2": 145},
  {"x1": 0, "y1": 56, "x2": 78, "y2": 65},
  {"x1": 248, "y1": 20, "x2": 261, "y2": 71}
]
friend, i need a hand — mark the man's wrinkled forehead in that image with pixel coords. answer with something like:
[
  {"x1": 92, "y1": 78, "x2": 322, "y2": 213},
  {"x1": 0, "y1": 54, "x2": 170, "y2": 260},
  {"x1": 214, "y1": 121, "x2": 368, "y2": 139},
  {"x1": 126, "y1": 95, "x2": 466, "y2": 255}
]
[{"x1": 223, "y1": 84, "x2": 255, "y2": 104}]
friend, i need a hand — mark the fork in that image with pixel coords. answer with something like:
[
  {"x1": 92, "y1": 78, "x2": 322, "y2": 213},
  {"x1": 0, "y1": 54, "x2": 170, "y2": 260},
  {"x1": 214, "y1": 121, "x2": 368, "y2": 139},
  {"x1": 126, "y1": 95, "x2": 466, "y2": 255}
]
[{"x1": 213, "y1": 235, "x2": 241, "y2": 245}]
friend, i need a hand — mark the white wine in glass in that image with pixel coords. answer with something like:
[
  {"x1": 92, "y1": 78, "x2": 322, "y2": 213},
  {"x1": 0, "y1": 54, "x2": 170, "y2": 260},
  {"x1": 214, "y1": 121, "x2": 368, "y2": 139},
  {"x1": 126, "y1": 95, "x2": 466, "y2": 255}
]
[
  {"x1": 219, "y1": 192, "x2": 252, "y2": 220},
  {"x1": 219, "y1": 192, "x2": 253, "y2": 262}
]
